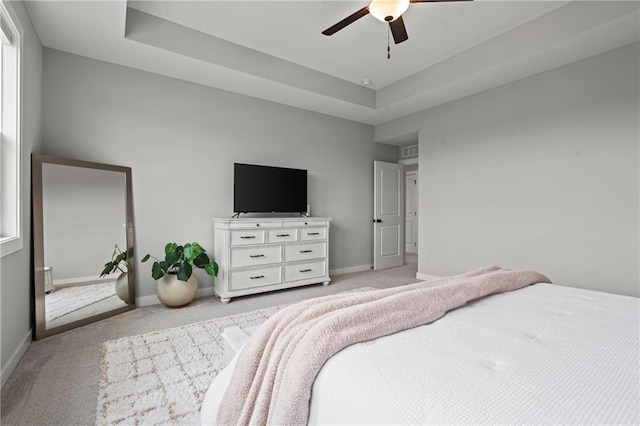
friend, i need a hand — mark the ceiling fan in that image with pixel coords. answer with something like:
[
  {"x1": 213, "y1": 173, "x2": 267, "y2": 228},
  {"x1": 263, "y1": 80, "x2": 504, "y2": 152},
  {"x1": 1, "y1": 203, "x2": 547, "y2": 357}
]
[{"x1": 322, "y1": 0, "x2": 473, "y2": 45}]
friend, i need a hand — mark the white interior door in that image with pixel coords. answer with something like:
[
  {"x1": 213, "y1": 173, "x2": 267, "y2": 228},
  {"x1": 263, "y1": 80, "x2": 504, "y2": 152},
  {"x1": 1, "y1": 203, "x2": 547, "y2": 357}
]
[
  {"x1": 405, "y1": 171, "x2": 418, "y2": 254},
  {"x1": 374, "y1": 161, "x2": 405, "y2": 270}
]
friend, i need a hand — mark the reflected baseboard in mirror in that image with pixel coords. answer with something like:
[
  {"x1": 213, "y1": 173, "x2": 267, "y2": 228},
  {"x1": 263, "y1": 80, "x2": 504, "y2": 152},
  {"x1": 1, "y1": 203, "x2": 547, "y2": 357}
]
[{"x1": 32, "y1": 154, "x2": 136, "y2": 340}]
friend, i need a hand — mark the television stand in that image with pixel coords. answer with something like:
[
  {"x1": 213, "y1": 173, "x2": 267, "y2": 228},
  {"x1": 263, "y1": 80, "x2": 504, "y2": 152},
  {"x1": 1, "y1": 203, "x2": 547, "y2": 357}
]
[{"x1": 212, "y1": 217, "x2": 332, "y2": 303}]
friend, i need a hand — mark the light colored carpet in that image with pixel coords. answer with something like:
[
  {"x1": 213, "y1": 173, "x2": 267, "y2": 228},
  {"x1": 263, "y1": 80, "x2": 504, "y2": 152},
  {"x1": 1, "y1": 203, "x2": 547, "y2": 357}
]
[
  {"x1": 1, "y1": 254, "x2": 419, "y2": 425},
  {"x1": 97, "y1": 304, "x2": 282, "y2": 425},
  {"x1": 45, "y1": 282, "x2": 117, "y2": 323},
  {"x1": 97, "y1": 287, "x2": 373, "y2": 425}
]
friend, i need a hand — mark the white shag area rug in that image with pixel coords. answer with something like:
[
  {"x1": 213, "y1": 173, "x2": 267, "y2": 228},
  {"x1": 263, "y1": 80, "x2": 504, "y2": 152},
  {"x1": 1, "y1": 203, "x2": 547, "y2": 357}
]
[
  {"x1": 96, "y1": 288, "x2": 374, "y2": 425},
  {"x1": 45, "y1": 281, "x2": 116, "y2": 323}
]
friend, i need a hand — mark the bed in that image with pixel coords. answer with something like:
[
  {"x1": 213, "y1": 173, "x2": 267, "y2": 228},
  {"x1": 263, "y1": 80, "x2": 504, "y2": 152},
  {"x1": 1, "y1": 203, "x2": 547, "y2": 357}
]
[{"x1": 201, "y1": 269, "x2": 639, "y2": 425}]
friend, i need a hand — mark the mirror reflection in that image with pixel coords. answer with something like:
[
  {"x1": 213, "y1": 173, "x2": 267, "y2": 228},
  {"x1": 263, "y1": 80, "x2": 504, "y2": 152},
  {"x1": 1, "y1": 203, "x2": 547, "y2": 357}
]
[
  {"x1": 33, "y1": 155, "x2": 136, "y2": 339},
  {"x1": 42, "y1": 164, "x2": 129, "y2": 329}
]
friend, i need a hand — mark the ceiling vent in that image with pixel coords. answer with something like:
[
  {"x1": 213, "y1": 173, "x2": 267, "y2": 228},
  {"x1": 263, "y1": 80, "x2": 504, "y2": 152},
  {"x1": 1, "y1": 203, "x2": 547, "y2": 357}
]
[{"x1": 401, "y1": 144, "x2": 418, "y2": 158}]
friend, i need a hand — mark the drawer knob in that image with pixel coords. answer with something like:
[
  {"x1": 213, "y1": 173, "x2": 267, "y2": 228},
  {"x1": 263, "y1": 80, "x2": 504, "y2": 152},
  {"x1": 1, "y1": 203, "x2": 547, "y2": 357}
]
[
  {"x1": 240, "y1": 236, "x2": 256, "y2": 239},
  {"x1": 250, "y1": 254, "x2": 265, "y2": 258},
  {"x1": 300, "y1": 250, "x2": 313, "y2": 253},
  {"x1": 307, "y1": 232, "x2": 320, "y2": 236},
  {"x1": 299, "y1": 269, "x2": 312, "y2": 273},
  {"x1": 276, "y1": 234, "x2": 290, "y2": 237},
  {"x1": 250, "y1": 275, "x2": 265, "y2": 280}
]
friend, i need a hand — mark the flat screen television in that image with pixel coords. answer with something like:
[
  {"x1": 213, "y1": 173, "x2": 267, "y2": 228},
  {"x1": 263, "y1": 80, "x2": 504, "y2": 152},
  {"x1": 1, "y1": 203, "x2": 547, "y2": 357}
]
[{"x1": 234, "y1": 163, "x2": 307, "y2": 214}]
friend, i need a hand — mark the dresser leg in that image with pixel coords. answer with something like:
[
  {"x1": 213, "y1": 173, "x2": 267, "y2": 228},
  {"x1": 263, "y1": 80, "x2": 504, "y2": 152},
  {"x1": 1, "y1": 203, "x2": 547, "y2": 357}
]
[
  {"x1": 322, "y1": 281, "x2": 330, "y2": 286},
  {"x1": 220, "y1": 297, "x2": 231, "y2": 304}
]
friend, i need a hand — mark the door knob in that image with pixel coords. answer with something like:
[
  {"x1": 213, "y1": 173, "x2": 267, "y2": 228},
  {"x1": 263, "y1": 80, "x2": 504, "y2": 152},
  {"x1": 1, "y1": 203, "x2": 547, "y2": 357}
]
[{"x1": 373, "y1": 219, "x2": 382, "y2": 223}]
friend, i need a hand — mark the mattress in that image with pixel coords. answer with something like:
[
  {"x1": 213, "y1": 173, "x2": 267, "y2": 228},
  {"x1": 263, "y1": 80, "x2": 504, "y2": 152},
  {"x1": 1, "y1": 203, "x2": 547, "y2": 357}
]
[{"x1": 201, "y1": 283, "x2": 639, "y2": 424}]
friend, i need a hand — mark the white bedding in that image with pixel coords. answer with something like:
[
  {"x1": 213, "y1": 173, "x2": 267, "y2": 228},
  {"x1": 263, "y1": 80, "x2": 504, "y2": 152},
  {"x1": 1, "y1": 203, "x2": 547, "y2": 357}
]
[{"x1": 202, "y1": 283, "x2": 639, "y2": 424}]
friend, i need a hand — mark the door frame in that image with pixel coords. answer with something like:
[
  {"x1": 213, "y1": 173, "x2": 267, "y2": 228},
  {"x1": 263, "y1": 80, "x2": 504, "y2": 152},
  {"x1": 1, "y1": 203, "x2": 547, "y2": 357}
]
[{"x1": 405, "y1": 170, "x2": 418, "y2": 254}]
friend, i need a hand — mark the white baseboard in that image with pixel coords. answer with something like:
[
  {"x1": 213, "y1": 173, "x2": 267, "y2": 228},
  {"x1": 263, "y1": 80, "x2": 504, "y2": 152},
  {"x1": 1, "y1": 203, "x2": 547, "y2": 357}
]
[
  {"x1": 137, "y1": 269, "x2": 431, "y2": 306},
  {"x1": 197, "y1": 287, "x2": 215, "y2": 298},
  {"x1": 136, "y1": 287, "x2": 216, "y2": 307},
  {"x1": 330, "y1": 264, "x2": 372, "y2": 276},
  {"x1": 1, "y1": 328, "x2": 32, "y2": 389},
  {"x1": 135, "y1": 293, "x2": 160, "y2": 307},
  {"x1": 417, "y1": 272, "x2": 441, "y2": 281},
  {"x1": 54, "y1": 275, "x2": 113, "y2": 288}
]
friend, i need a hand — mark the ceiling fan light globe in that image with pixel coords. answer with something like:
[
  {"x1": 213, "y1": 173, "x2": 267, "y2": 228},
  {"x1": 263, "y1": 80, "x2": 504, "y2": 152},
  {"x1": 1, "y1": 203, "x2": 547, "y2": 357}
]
[{"x1": 369, "y1": 0, "x2": 410, "y2": 23}]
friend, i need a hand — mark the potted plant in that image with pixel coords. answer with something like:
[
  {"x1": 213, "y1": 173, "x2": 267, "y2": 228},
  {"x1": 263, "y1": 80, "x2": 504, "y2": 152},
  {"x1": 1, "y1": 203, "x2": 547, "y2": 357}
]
[
  {"x1": 142, "y1": 242, "x2": 218, "y2": 307},
  {"x1": 100, "y1": 243, "x2": 131, "y2": 303}
]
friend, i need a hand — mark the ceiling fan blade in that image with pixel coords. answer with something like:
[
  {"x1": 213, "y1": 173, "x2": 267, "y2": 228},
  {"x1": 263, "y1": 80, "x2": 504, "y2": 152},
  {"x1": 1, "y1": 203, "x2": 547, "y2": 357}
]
[
  {"x1": 322, "y1": 6, "x2": 370, "y2": 36},
  {"x1": 410, "y1": 0, "x2": 473, "y2": 3},
  {"x1": 389, "y1": 16, "x2": 409, "y2": 44}
]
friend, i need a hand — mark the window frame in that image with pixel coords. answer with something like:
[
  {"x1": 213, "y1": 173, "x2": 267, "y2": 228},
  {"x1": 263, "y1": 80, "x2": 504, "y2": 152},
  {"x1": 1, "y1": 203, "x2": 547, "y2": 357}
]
[{"x1": 0, "y1": 0, "x2": 23, "y2": 258}]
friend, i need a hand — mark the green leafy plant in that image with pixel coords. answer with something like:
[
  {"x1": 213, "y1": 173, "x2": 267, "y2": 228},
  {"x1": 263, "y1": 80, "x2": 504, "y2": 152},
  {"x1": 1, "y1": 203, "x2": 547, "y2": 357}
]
[
  {"x1": 141, "y1": 242, "x2": 218, "y2": 282},
  {"x1": 100, "y1": 244, "x2": 130, "y2": 277}
]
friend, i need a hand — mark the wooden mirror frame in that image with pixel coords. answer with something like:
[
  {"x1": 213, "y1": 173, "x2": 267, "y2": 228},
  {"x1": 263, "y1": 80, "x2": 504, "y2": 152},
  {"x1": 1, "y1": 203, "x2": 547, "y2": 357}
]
[{"x1": 32, "y1": 154, "x2": 136, "y2": 340}]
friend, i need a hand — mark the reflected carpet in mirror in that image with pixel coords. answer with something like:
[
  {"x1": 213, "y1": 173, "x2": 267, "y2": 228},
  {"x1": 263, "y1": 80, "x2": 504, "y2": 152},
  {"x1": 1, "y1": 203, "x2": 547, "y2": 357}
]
[{"x1": 45, "y1": 281, "x2": 118, "y2": 323}]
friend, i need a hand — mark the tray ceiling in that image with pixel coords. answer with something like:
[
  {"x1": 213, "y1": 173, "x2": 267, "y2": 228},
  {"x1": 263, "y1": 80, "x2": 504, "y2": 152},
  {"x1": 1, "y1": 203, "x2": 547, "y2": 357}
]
[{"x1": 25, "y1": 1, "x2": 640, "y2": 127}]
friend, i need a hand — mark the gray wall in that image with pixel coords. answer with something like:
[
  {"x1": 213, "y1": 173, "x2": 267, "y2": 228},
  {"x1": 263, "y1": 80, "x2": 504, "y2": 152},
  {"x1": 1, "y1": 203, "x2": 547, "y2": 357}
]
[
  {"x1": 42, "y1": 49, "x2": 397, "y2": 299},
  {"x1": 377, "y1": 43, "x2": 639, "y2": 297},
  {"x1": 1, "y1": 1, "x2": 43, "y2": 382},
  {"x1": 42, "y1": 164, "x2": 127, "y2": 281}
]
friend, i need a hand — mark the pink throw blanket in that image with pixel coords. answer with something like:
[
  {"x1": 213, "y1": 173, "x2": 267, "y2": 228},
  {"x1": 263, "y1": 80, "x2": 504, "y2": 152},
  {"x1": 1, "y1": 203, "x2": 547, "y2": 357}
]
[{"x1": 215, "y1": 266, "x2": 551, "y2": 425}]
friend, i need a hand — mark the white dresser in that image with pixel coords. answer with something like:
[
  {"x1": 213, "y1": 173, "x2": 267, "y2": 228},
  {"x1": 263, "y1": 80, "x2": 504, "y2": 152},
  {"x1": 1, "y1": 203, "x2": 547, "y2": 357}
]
[{"x1": 212, "y1": 217, "x2": 331, "y2": 303}]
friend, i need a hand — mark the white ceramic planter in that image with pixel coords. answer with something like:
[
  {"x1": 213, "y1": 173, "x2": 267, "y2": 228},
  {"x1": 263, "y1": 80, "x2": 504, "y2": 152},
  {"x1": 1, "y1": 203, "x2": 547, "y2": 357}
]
[
  {"x1": 157, "y1": 273, "x2": 198, "y2": 307},
  {"x1": 115, "y1": 272, "x2": 130, "y2": 304}
]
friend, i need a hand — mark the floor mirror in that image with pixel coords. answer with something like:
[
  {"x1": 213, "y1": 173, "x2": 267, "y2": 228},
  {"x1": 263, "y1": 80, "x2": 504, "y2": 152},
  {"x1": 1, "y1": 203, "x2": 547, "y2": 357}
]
[{"x1": 32, "y1": 154, "x2": 136, "y2": 340}]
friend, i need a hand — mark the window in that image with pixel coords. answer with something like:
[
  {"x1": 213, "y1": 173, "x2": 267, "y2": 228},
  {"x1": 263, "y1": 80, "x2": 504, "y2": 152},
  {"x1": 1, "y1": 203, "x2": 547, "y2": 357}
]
[{"x1": 0, "y1": 1, "x2": 22, "y2": 257}]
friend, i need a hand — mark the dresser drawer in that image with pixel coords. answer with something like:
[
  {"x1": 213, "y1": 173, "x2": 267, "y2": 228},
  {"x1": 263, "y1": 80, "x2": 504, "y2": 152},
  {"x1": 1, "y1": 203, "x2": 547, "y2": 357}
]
[
  {"x1": 284, "y1": 260, "x2": 326, "y2": 282},
  {"x1": 230, "y1": 245, "x2": 281, "y2": 268},
  {"x1": 288, "y1": 220, "x2": 328, "y2": 228},
  {"x1": 299, "y1": 227, "x2": 326, "y2": 241},
  {"x1": 229, "y1": 266, "x2": 282, "y2": 290},
  {"x1": 284, "y1": 242, "x2": 326, "y2": 262},
  {"x1": 230, "y1": 229, "x2": 265, "y2": 246},
  {"x1": 267, "y1": 228, "x2": 298, "y2": 243}
]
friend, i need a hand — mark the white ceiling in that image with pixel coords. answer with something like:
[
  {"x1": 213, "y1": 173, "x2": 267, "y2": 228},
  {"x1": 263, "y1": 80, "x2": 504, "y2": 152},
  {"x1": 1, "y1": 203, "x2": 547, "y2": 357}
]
[
  {"x1": 127, "y1": 0, "x2": 569, "y2": 88},
  {"x1": 25, "y1": 1, "x2": 640, "y2": 141}
]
